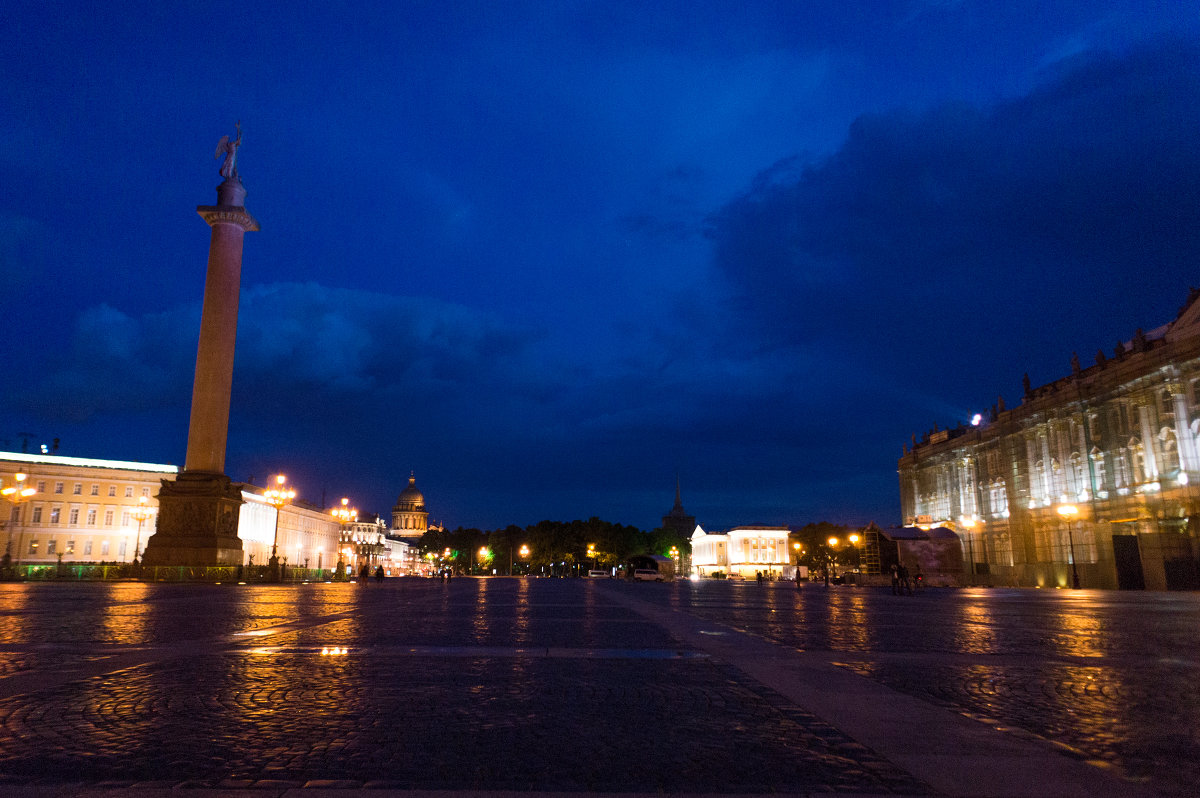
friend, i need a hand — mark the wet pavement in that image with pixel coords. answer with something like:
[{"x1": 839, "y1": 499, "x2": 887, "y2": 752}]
[{"x1": 0, "y1": 578, "x2": 1195, "y2": 796}]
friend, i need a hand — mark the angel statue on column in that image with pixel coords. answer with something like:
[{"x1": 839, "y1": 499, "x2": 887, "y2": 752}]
[{"x1": 215, "y1": 121, "x2": 243, "y2": 179}]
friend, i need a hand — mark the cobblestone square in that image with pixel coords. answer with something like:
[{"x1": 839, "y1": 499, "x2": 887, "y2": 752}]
[{"x1": 0, "y1": 579, "x2": 1195, "y2": 796}]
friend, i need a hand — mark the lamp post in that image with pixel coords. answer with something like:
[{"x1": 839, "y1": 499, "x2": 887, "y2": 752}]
[
  {"x1": 668, "y1": 545, "x2": 679, "y2": 575},
  {"x1": 519, "y1": 544, "x2": 530, "y2": 575},
  {"x1": 478, "y1": 546, "x2": 489, "y2": 575},
  {"x1": 2, "y1": 473, "x2": 37, "y2": 570},
  {"x1": 961, "y1": 517, "x2": 978, "y2": 579},
  {"x1": 331, "y1": 497, "x2": 357, "y2": 580},
  {"x1": 265, "y1": 474, "x2": 296, "y2": 582},
  {"x1": 587, "y1": 543, "x2": 596, "y2": 571},
  {"x1": 1056, "y1": 504, "x2": 1082, "y2": 589},
  {"x1": 826, "y1": 536, "x2": 839, "y2": 585},
  {"x1": 131, "y1": 495, "x2": 152, "y2": 569}
]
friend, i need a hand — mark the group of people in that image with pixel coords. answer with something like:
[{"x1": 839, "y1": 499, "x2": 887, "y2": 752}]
[
  {"x1": 358, "y1": 564, "x2": 385, "y2": 583},
  {"x1": 890, "y1": 563, "x2": 922, "y2": 595}
]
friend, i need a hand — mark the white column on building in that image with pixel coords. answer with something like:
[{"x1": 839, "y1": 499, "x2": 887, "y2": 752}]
[
  {"x1": 1040, "y1": 433, "x2": 1054, "y2": 500},
  {"x1": 1138, "y1": 405, "x2": 1159, "y2": 479},
  {"x1": 1024, "y1": 436, "x2": 1039, "y2": 505},
  {"x1": 1172, "y1": 390, "x2": 1198, "y2": 473}
]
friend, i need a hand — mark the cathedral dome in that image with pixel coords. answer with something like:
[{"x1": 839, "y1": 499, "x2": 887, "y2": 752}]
[{"x1": 394, "y1": 474, "x2": 424, "y2": 510}]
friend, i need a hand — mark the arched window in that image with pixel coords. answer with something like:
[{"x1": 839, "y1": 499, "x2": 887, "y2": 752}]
[
  {"x1": 1090, "y1": 447, "x2": 1107, "y2": 493},
  {"x1": 1069, "y1": 452, "x2": 1087, "y2": 497}
]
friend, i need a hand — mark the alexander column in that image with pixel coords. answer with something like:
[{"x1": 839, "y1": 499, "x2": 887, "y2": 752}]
[{"x1": 142, "y1": 124, "x2": 259, "y2": 568}]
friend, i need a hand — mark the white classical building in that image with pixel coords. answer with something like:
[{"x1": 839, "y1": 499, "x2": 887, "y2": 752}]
[
  {"x1": 2, "y1": 450, "x2": 342, "y2": 571},
  {"x1": 2, "y1": 451, "x2": 178, "y2": 565},
  {"x1": 690, "y1": 525, "x2": 793, "y2": 579}
]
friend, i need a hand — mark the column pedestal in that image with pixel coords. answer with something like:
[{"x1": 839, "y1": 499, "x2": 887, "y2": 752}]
[{"x1": 141, "y1": 472, "x2": 244, "y2": 567}]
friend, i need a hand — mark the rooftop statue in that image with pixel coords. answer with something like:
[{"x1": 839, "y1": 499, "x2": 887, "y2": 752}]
[{"x1": 215, "y1": 121, "x2": 242, "y2": 180}]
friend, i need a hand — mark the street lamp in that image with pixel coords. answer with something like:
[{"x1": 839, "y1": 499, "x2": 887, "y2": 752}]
[
  {"x1": 478, "y1": 546, "x2": 489, "y2": 575},
  {"x1": 2, "y1": 473, "x2": 37, "y2": 569},
  {"x1": 826, "y1": 537, "x2": 839, "y2": 584},
  {"x1": 265, "y1": 474, "x2": 296, "y2": 582},
  {"x1": 519, "y1": 544, "x2": 530, "y2": 575},
  {"x1": 588, "y1": 543, "x2": 596, "y2": 571},
  {"x1": 131, "y1": 495, "x2": 153, "y2": 569},
  {"x1": 331, "y1": 497, "x2": 357, "y2": 579},
  {"x1": 1056, "y1": 504, "x2": 1082, "y2": 589},
  {"x1": 961, "y1": 517, "x2": 978, "y2": 578}
]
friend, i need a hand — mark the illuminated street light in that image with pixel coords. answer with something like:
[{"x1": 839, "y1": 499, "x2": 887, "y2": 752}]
[
  {"x1": 2, "y1": 473, "x2": 37, "y2": 569},
  {"x1": 131, "y1": 495, "x2": 153, "y2": 569},
  {"x1": 331, "y1": 497, "x2": 357, "y2": 579},
  {"x1": 265, "y1": 475, "x2": 296, "y2": 582},
  {"x1": 588, "y1": 542, "x2": 597, "y2": 571},
  {"x1": 1056, "y1": 504, "x2": 1082, "y2": 589}
]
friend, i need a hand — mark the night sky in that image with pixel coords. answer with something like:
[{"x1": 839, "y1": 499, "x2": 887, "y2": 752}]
[{"x1": 4, "y1": 2, "x2": 1200, "y2": 531}]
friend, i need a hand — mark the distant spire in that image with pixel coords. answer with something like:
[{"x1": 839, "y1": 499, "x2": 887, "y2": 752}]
[{"x1": 674, "y1": 475, "x2": 683, "y2": 510}]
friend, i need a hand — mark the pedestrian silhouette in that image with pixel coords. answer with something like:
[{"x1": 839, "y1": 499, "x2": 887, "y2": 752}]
[{"x1": 375, "y1": 565, "x2": 384, "y2": 582}]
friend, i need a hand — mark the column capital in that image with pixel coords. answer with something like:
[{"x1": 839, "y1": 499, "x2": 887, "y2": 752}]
[{"x1": 197, "y1": 206, "x2": 260, "y2": 232}]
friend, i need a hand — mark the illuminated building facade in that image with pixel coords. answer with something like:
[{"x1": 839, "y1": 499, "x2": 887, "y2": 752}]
[
  {"x1": 390, "y1": 473, "x2": 428, "y2": 534},
  {"x1": 1, "y1": 451, "x2": 345, "y2": 570},
  {"x1": 899, "y1": 290, "x2": 1200, "y2": 590},
  {"x1": 690, "y1": 525, "x2": 792, "y2": 579},
  {"x1": 236, "y1": 490, "x2": 341, "y2": 572},
  {"x1": 1, "y1": 451, "x2": 177, "y2": 565}
]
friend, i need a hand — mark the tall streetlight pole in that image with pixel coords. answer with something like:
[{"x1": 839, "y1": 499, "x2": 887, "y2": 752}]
[
  {"x1": 265, "y1": 474, "x2": 296, "y2": 582},
  {"x1": 2, "y1": 473, "x2": 37, "y2": 571},
  {"x1": 131, "y1": 495, "x2": 153, "y2": 569},
  {"x1": 519, "y1": 544, "x2": 530, "y2": 576},
  {"x1": 1056, "y1": 504, "x2": 1082, "y2": 589},
  {"x1": 331, "y1": 497, "x2": 357, "y2": 580}
]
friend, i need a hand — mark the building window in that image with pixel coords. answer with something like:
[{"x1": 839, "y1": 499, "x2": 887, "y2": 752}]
[
  {"x1": 28, "y1": 540, "x2": 38, "y2": 555},
  {"x1": 108, "y1": 485, "x2": 116, "y2": 497},
  {"x1": 73, "y1": 483, "x2": 82, "y2": 495},
  {"x1": 90, "y1": 484, "x2": 99, "y2": 496},
  {"x1": 86, "y1": 509, "x2": 97, "y2": 526},
  {"x1": 37, "y1": 481, "x2": 46, "y2": 493},
  {"x1": 47, "y1": 539, "x2": 57, "y2": 555},
  {"x1": 125, "y1": 486, "x2": 133, "y2": 497},
  {"x1": 55, "y1": 482, "x2": 63, "y2": 494},
  {"x1": 68, "y1": 508, "x2": 80, "y2": 525},
  {"x1": 50, "y1": 507, "x2": 60, "y2": 524},
  {"x1": 118, "y1": 541, "x2": 127, "y2": 557},
  {"x1": 32, "y1": 506, "x2": 42, "y2": 523},
  {"x1": 101, "y1": 541, "x2": 110, "y2": 556},
  {"x1": 141, "y1": 488, "x2": 150, "y2": 497},
  {"x1": 66, "y1": 540, "x2": 75, "y2": 554},
  {"x1": 9, "y1": 507, "x2": 16, "y2": 522},
  {"x1": 121, "y1": 511, "x2": 131, "y2": 527},
  {"x1": 104, "y1": 510, "x2": 114, "y2": 526},
  {"x1": 84, "y1": 540, "x2": 93, "y2": 555}
]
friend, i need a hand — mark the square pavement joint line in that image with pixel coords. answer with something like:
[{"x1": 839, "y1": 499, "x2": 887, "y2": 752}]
[{"x1": 605, "y1": 590, "x2": 1160, "y2": 798}]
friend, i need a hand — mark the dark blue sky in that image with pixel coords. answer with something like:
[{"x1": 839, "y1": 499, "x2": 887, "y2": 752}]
[{"x1": 4, "y1": 2, "x2": 1199, "y2": 530}]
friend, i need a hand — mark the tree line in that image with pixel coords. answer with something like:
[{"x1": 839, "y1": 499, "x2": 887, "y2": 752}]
[{"x1": 418, "y1": 518, "x2": 692, "y2": 575}]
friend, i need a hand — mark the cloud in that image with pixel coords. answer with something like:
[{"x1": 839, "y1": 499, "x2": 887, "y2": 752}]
[{"x1": 705, "y1": 40, "x2": 1200, "y2": 390}]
